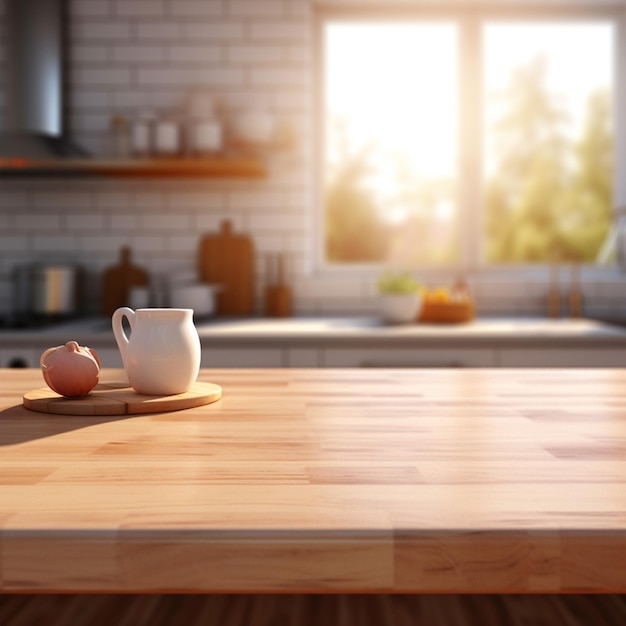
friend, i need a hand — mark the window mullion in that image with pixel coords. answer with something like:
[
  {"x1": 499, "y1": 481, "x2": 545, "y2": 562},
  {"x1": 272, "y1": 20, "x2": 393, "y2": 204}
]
[
  {"x1": 615, "y1": 10, "x2": 626, "y2": 213},
  {"x1": 458, "y1": 14, "x2": 483, "y2": 275}
]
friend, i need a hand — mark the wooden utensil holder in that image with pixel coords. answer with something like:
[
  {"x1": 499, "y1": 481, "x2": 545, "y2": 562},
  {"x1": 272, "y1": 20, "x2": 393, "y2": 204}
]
[
  {"x1": 264, "y1": 252, "x2": 292, "y2": 317},
  {"x1": 265, "y1": 285, "x2": 292, "y2": 317}
]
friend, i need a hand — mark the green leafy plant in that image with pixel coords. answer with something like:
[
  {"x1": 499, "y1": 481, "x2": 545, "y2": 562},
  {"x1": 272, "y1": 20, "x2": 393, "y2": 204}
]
[{"x1": 376, "y1": 271, "x2": 421, "y2": 295}]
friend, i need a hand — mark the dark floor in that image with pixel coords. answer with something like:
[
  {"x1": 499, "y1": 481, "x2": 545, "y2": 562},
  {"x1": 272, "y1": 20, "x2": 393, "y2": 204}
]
[{"x1": 1, "y1": 594, "x2": 626, "y2": 626}]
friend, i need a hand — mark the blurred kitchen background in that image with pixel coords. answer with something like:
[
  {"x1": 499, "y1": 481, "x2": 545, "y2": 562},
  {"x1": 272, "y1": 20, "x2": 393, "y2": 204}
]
[{"x1": 1, "y1": 0, "x2": 626, "y2": 325}]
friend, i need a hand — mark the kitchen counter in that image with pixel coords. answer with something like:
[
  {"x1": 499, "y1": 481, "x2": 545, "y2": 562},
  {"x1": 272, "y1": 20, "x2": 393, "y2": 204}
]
[
  {"x1": 3, "y1": 316, "x2": 626, "y2": 369},
  {"x1": 2, "y1": 367, "x2": 626, "y2": 593},
  {"x1": 200, "y1": 315, "x2": 626, "y2": 347},
  {"x1": 2, "y1": 315, "x2": 626, "y2": 346}
]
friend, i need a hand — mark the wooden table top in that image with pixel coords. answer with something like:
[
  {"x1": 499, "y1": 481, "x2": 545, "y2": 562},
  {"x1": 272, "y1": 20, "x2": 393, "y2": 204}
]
[{"x1": 1, "y1": 367, "x2": 626, "y2": 593}]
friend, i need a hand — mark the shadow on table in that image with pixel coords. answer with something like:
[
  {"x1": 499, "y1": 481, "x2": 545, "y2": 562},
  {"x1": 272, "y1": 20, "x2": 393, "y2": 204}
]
[{"x1": 0, "y1": 404, "x2": 136, "y2": 447}]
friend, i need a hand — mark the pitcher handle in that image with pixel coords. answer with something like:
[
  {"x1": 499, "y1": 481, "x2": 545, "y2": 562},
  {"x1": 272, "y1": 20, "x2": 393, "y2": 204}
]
[{"x1": 112, "y1": 307, "x2": 136, "y2": 369}]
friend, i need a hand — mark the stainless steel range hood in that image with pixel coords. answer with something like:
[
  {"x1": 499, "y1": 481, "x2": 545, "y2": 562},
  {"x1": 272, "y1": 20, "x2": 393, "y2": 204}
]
[{"x1": 0, "y1": 0, "x2": 88, "y2": 159}]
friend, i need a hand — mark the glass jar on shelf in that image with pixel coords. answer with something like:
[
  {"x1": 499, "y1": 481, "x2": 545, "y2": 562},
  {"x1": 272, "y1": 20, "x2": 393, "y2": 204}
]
[
  {"x1": 189, "y1": 118, "x2": 223, "y2": 156},
  {"x1": 109, "y1": 114, "x2": 130, "y2": 158},
  {"x1": 130, "y1": 110, "x2": 156, "y2": 158},
  {"x1": 154, "y1": 117, "x2": 183, "y2": 158}
]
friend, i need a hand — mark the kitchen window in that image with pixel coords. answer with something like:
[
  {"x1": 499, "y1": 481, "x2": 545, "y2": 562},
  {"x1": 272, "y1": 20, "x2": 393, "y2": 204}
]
[{"x1": 317, "y1": 8, "x2": 620, "y2": 276}]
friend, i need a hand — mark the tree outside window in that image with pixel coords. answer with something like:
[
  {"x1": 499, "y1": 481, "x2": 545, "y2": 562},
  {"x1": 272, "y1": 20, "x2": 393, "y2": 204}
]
[{"x1": 322, "y1": 18, "x2": 614, "y2": 269}]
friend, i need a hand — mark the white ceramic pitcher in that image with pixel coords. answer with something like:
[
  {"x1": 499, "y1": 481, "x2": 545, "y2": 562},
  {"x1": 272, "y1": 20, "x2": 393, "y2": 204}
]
[{"x1": 112, "y1": 307, "x2": 201, "y2": 396}]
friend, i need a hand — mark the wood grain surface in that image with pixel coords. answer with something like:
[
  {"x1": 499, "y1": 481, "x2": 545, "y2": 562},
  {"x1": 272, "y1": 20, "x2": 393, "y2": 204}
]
[{"x1": 2, "y1": 368, "x2": 626, "y2": 593}]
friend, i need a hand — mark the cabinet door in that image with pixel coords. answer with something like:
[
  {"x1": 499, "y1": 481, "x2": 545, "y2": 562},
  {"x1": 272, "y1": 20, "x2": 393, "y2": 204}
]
[
  {"x1": 287, "y1": 348, "x2": 321, "y2": 367},
  {"x1": 0, "y1": 347, "x2": 37, "y2": 368},
  {"x1": 322, "y1": 347, "x2": 495, "y2": 368},
  {"x1": 201, "y1": 347, "x2": 284, "y2": 368},
  {"x1": 499, "y1": 348, "x2": 626, "y2": 368},
  {"x1": 90, "y1": 348, "x2": 124, "y2": 369}
]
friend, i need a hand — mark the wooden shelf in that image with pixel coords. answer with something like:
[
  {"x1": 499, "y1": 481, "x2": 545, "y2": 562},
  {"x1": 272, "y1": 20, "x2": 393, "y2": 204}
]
[{"x1": 0, "y1": 156, "x2": 267, "y2": 179}]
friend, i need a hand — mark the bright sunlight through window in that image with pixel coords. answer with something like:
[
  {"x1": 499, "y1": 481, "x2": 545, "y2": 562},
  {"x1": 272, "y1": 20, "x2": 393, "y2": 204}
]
[
  {"x1": 322, "y1": 17, "x2": 615, "y2": 270},
  {"x1": 323, "y1": 22, "x2": 458, "y2": 266}
]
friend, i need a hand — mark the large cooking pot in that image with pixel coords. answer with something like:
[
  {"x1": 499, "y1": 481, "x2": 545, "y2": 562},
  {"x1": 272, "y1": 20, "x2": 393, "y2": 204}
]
[{"x1": 12, "y1": 263, "x2": 80, "y2": 318}]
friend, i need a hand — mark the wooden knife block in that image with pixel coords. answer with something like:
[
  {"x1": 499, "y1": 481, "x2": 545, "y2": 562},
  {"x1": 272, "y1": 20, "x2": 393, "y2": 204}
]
[{"x1": 265, "y1": 285, "x2": 292, "y2": 317}]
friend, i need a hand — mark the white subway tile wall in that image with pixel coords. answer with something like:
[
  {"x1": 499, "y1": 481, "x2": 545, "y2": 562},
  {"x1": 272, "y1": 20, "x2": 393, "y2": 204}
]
[
  {"x1": 0, "y1": 0, "x2": 321, "y2": 316},
  {"x1": 0, "y1": 0, "x2": 624, "y2": 319}
]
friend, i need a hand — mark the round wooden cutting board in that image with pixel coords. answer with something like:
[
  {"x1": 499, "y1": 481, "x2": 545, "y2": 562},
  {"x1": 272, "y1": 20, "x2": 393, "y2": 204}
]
[{"x1": 23, "y1": 381, "x2": 222, "y2": 416}]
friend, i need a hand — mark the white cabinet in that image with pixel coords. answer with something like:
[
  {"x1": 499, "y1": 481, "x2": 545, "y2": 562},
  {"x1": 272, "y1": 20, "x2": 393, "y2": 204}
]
[
  {"x1": 498, "y1": 348, "x2": 626, "y2": 368},
  {"x1": 90, "y1": 348, "x2": 124, "y2": 368},
  {"x1": 201, "y1": 347, "x2": 284, "y2": 368},
  {"x1": 287, "y1": 348, "x2": 321, "y2": 367},
  {"x1": 0, "y1": 346, "x2": 122, "y2": 369},
  {"x1": 322, "y1": 347, "x2": 496, "y2": 368},
  {"x1": 0, "y1": 347, "x2": 37, "y2": 368},
  {"x1": 201, "y1": 347, "x2": 323, "y2": 368}
]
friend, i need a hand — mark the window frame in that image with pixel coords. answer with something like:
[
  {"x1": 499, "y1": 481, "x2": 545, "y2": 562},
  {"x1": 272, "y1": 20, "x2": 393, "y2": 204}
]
[{"x1": 314, "y1": 3, "x2": 626, "y2": 284}]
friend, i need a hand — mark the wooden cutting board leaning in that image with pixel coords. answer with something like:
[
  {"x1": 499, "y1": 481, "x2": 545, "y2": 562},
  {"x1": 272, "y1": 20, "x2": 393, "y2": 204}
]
[
  {"x1": 198, "y1": 220, "x2": 254, "y2": 315},
  {"x1": 101, "y1": 246, "x2": 149, "y2": 316}
]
